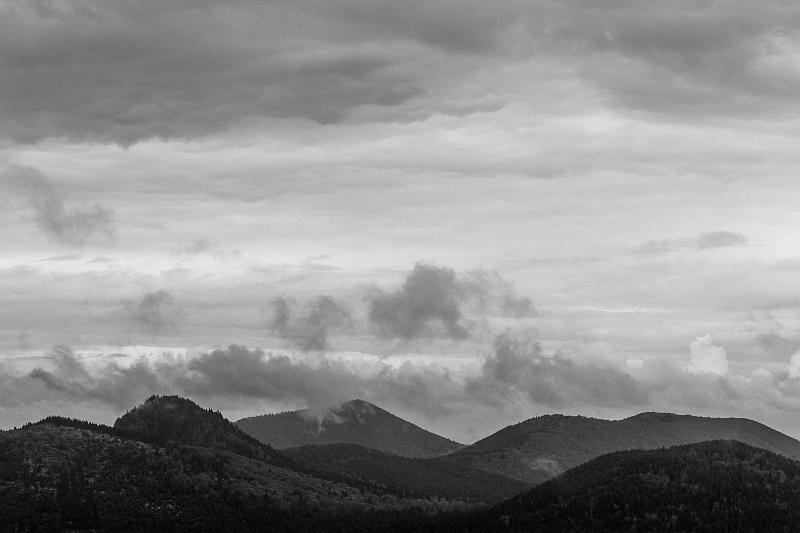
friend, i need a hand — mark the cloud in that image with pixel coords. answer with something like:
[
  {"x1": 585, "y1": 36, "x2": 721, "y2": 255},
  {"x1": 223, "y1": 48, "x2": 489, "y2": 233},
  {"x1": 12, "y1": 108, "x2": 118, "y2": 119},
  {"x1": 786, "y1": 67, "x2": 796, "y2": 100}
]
[
  {"x1": 21, "y1": 345, "x2": 166, "y2": 408},
  {"x1": 696, "y1": 231, "x2": 748, "y2": 249},
  {"x1": 18, "y1": 344, "x2": 457, "y2": 418},
  {"x1": 1, "y1": 165, "x2": 114, "y2": 245},
  {"x1": 461, "y1": 269, "x2": 536, "y2": 318},
  {"x1": 182, "y1": 239, "x2": 213, "y2": 254},
  {"x1": 8, "y1": 337, "x2": 800, "y2": 442},
  {"x1": 368, "y1": 263, "x2": 469, "y2": 339},
  {"x1": 127, "y1": 290, "x2": 183, "y2": 335},
  {"x1": 4, "y1": 1, "x2": 800, "y2": 144},
  {"x1": 756, "y1": 332, "x2": 798, "y2": 358},
  {"x1": 366, "y1": 264, "x2": 536, "y2": 339},
  {"x1": 268, "y1": 296, "x2": 352, "y2": 351},
  {"x1": 686, "y1": 335, "x2": 729, "y2": 376},
  {"x1": 0, "y1": 1, "x2": 424, "y2": 144},
  {"x1": 467, "y1": 333, "x2": 649, "y2": 408},
  {"x1": 635, "y1": 231, "x2": 747, "y2": 254},
  {"x1": 789, "y1": 351, "x2": 800, "y2": 379}
]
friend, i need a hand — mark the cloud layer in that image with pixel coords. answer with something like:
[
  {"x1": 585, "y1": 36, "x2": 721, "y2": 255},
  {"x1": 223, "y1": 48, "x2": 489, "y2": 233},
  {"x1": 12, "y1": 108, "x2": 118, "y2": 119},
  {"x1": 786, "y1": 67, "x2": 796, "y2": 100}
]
[
  {"x1": 6, "y1": 1, "x2": 800, "y2": 143},
  {"x1": 3, "y1": 332, "x2": 800, "y2": 441}
]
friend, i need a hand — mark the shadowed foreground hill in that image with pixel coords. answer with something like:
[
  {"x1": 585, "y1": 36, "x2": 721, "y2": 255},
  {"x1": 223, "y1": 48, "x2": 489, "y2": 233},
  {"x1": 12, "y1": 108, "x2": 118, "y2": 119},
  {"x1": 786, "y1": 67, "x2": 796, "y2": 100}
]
[
  {"x1": 460, "y1": 440, "x2": 800, "y2": 532},
  {"x1": 444, "y1": 412, "x2": 800, "y2": 484},
  {"x1": 285, "y1": 443, "x2": 530, "y2": 503},
  {"x1": 0, "y1": 397, "x2": 470, "y2": 532},
  {"x1": 237, "y1": 399, "x2": 464, "y2": 458}
]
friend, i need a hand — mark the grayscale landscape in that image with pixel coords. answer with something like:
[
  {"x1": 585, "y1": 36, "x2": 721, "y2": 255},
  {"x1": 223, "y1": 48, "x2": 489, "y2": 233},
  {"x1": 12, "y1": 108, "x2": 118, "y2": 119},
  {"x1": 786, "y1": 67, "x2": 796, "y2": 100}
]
[{"x1": 3, "y1": 1, "x2": 800, "y2": 531}]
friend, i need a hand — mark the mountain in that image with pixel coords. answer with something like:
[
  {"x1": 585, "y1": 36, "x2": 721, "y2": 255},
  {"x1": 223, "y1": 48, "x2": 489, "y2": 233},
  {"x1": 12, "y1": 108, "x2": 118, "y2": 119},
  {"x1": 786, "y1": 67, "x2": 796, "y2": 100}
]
[
  {"x1": 0, "y1": 397, "x2": 472, "y2": 532},
  {"x1": 443, "y1": 412, "x2": 800, "y2": 484},
  {"x1": 113, "y1": 394, "x2": 290, "y2": 466},
  {"x1": 458, "y1": 440, "x2": 800, "y2": 532},
  {"x1": 284, "y1": 443, "x2": 530, "y2": 503},
  {"x1": 0, "y1": 420, "x2": 384, "y2": 532},
  {"x1": 236, "y1": 399, "x2": 464, "y2": 458}
]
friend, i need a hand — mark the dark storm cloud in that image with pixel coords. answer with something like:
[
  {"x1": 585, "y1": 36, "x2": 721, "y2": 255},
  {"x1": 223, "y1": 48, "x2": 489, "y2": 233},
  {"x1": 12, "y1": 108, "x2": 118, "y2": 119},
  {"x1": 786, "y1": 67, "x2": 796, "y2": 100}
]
[
  {"x1": 368, "y1": 263, "x2": 469, "y2": 339},
  {"x1": 0, "y1": 0, "x2": 422, "y2": 144},
  {"x1": 4, "y1": 1, "x2": 799, "y2": 143},
  {"x1": 1, "y1": 166, "x2": 114, "y2": 245},
  {"x1": 268, "y1": 296, "x2": 352, "y2": 351},
  {"x1": 467, "y1": 333, "x2": 649, "y2": 408},
  {"x1": 635, "y1": 231, "x2": 747, "y2": 254},
  {"x1": 127, "y1": 290, "x2": 183, "y2": 335}
]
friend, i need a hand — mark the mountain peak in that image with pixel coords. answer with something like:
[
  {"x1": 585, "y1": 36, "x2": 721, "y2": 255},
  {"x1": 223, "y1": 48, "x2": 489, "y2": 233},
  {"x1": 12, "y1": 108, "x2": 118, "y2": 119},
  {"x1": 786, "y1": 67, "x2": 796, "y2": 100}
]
[
  {"x1": 237, "y1": 399, "x2": 464, "y2": 458},
  {"x1": 114, "y1": 395, "x2": 289, "y2": 465}
]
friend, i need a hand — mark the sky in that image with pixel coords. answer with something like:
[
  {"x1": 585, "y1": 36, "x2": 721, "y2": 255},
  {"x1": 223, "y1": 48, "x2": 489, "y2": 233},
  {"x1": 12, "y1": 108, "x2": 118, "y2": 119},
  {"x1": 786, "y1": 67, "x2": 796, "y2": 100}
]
[{"x1": 3, "y1": 0, "x2": 800, "y2": 443}]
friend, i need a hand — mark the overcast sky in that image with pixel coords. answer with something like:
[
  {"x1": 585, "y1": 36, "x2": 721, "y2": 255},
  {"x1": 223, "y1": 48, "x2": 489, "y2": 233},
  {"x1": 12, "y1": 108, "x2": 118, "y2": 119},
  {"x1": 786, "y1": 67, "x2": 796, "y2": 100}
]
[{"x1": 4, "y1": 0, "x2": 800, "y2": 443}]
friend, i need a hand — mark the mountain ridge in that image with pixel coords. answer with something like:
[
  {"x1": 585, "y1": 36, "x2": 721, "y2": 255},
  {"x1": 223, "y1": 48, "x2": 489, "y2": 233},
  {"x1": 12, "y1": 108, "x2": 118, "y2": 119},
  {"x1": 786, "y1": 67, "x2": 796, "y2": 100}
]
[
  {"x1": 443, "y1": 411, "x2": 800, "y2": 484},
  {"x1": 461, "y1": 439, "x2": 800, "y2": 532},
  {"x1": 236, "y1": 399, "x2": 464, "y2": 458}
]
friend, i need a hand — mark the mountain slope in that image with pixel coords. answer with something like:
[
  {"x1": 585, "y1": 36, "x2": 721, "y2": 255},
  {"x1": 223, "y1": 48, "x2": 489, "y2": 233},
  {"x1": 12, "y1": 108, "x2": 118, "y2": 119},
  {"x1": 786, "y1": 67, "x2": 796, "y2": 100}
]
[
  {"x1": 284, "y1": 443, "x2": 530, "y2": 503},
  {"x1": 0, "y1": 397, "x2": 475, "y2": 532},
  {"x1": 460, "y1": 440, "x2": 800, "y2": 532},
  {"x1": 0, "y1": 422, "x2": 389, "y2": 532},
  {"x1": 236, "y1": 399, "x2": 464, "y2": 458},
  {"x1": 444, "y1": 412, "x2": 800, "y2": 484},
  {"x1": 114, "y1": 395, "x2": 291, "y2": 466}
]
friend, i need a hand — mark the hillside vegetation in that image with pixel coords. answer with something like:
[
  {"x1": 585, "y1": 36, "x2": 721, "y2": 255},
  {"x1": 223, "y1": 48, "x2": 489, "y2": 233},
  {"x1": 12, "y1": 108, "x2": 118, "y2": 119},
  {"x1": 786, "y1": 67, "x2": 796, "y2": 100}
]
[
  {"x1": 463, "y1": 440, "x2": 800, "y2": 532},
  {"x1": 444, "y1": 412, "x2": 800, "y2": 484},
  {"x1": 237, "y1": 399, "x2": 463, "y2": 458}
]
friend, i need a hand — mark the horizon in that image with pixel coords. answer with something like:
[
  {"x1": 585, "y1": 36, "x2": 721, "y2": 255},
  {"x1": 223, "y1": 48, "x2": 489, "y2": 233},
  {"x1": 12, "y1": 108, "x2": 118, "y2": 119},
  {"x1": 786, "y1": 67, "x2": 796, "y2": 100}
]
[
  {"x1": 6, "y1": 391, "x2": 798, "y2": 446},
  {"x1": 4, "y1": 1, "x2": 800, "y2": 446}
]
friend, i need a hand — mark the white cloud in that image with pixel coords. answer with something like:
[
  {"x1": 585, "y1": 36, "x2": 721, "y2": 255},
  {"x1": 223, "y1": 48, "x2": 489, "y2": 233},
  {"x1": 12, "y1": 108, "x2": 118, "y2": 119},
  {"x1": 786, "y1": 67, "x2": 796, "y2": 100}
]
[
  {"x1": 789, "y1": 351, "x2": 800, "y2": 379},
  {"x1": 687, "y1": 335, "x2": 729, "y2": 377}
]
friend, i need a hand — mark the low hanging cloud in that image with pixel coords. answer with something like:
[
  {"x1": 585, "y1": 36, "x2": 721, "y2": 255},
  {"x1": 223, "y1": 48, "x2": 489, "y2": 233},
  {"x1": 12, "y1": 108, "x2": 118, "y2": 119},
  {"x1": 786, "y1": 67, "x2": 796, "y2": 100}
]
[
  {"x1": 467, "y1": 333, "x2": 649, "y2": 408},
  {"x1": 17, "y1": 344, "x2": 458, "y2": 418},
  {"x1": 1, "y1": 165, "x2": 114, "y2": 245},
  {"x1": 127, "y1": 290, "x2": 184, "y2": 335},
  {"x1": 21, "y1": 346, "x2": 166, "y2": 409},
  {"x1": 268, "y1": 296, "x2": 352, "y2": 351},
  {"x1": 635, "y1": 231, "x2": 747, "y2": 254},
  {"x1": 7, "y1": 336, "x2": 800, "y2": 440}
]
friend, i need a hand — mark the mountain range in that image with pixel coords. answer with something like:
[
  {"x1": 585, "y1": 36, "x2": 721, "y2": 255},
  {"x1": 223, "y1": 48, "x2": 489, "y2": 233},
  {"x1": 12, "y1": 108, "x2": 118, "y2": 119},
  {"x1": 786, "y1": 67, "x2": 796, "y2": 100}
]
[
  {"x1": 3, "y1": 395, "x2": 800, "y2": 532},
  {"x1": 442, "y1": 411, "x2": 800, "y2": 484},
  {"x1": 454, "y1": 439, "x2": 800, "y2": 532}
]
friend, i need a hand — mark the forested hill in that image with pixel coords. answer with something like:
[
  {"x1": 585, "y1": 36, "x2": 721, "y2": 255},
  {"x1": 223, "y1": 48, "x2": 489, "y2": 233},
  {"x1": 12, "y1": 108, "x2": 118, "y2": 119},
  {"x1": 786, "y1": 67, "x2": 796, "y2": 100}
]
[
  {"x1": 284, "y1": 443, "x2": 530, "y2": 503},
  {"x1": 443, "y1": 412, "x2": 800, "y2": 484},
  {"x1": 459, "y1": 440, "x2": 800, "y2": 532},
  {"x1": 114, "y1": 395, "x2": 291, "y2": 466},
  {"x1": 237, "y1": 399, "x2": 464, "y2": 458}
]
